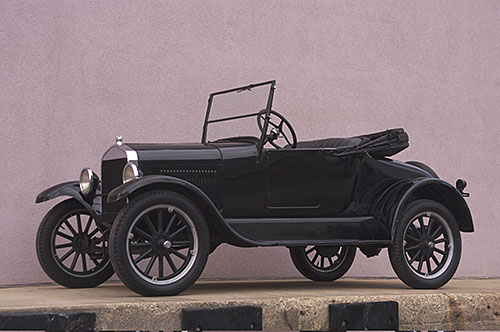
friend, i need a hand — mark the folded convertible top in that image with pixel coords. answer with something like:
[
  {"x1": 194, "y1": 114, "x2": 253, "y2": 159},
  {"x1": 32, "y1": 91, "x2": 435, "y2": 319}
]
[
  {"x1": 292, "y1": 128, "x2": 409, "y2": 157},
  {"x1": 350, "y1": 128, "x2": 409, "y2": 157}
]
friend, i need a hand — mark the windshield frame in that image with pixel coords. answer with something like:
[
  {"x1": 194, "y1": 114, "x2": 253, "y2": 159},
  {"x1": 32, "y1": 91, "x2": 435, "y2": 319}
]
[{"x1": 201, "y1": 80, "x2": 276, "y2": 152}]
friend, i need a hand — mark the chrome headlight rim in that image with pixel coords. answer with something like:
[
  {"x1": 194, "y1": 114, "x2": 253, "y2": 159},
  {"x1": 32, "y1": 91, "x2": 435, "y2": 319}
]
[
  {"x1": 79, "y1": 168, "x2": 99, "y2": 197},
  {"x1": 122, "y1": 162, "x2": 140, "y2": 184}
]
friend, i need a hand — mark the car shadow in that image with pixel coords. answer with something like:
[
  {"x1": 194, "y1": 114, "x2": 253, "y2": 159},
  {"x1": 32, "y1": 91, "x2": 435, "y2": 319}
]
[
  {"x1": 193, "y1": 278, "x2": 409, "y2": 292},
  {"x1": 98, "y1": 278, "x2": 413, "y2": 299}
]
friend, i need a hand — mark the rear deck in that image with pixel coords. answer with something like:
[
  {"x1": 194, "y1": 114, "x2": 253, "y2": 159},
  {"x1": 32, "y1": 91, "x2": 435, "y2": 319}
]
[{"x1": 0, "y1": 278, "x2": 499, "y2": 331}]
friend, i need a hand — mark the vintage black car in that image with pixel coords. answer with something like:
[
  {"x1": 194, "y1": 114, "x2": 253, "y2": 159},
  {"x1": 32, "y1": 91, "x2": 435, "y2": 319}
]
[{"x1": 35, "y1": 80, "x2": 473, "y2": 296}]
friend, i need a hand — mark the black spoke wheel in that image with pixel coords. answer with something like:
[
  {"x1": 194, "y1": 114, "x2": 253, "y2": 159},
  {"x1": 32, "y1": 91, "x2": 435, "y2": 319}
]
[
  {"x1": 36, "y1": 199, "x2": 114, "y2": 288},
  {"x1": 289, "y1": 245, "x2": 356, "y2": 281},
  {"x1": 389, "y1": 199, "x2": 461, "y2": 289},
  {"x1": 110, "y1": 190, "x2": 209, "y2": 296}
]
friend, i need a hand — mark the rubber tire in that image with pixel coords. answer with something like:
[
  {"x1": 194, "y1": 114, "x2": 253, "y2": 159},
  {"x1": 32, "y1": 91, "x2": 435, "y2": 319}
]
[
  {"x1": 36, "y1": 199, "x2": 114, "y2": 288},
  {"x1": 109, "y1": 190, "x2": 210, "y2": 296},
  {"x1": 406, "y1": 161, "x2": 439, "y2": 178},
  {"x1": 389, "y1": 199, "x2": 461, "y2": 289},
  {"x1": 289, "y1": 246, "x2": 356, "y2": 281}
]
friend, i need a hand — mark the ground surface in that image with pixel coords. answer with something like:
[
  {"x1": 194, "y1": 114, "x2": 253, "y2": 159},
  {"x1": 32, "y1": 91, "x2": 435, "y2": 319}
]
[{"x1": 0, "y1": 278, "x2": 499, "y2": 331}]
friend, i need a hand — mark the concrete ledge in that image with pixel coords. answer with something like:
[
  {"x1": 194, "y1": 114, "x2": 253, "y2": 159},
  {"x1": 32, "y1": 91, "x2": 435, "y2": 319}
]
[{"x1": 0, "y1": 278, "x2": 499, "y2": 331}]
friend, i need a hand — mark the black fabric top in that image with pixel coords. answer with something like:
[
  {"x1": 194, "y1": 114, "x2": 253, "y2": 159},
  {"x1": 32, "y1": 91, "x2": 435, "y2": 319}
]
[
  {"x1": 287, "y1": 128, "x2": 409, "y2": 157},
  {"x1": 294, "y1": 137, "x2": 363, "y2": 149}
]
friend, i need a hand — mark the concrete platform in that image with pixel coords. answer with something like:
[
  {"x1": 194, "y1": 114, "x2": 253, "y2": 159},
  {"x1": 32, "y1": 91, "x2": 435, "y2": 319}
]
[{"x1": 0, "y1": 278, "x2": 499, "y2": 331}]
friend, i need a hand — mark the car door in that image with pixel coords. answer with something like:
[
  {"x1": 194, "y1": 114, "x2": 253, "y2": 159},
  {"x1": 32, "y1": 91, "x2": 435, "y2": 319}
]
[
  {"x1": 219, "y1": 142, "x2": 267, "y2": 217},
  {"x1": 265, "y1": 149, "x2": 323, "y2": 215}
]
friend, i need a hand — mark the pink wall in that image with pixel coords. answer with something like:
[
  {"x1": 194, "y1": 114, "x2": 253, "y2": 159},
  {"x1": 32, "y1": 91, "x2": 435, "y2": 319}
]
[{"x1": 1, "y1": 1, "x2": 499, "y2": 286}]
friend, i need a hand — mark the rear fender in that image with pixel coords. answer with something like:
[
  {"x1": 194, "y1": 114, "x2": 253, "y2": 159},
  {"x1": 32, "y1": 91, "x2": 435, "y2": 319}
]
[
  {"x1": 390, "y1": 178, "x2": 474, "y2": 237},
  {"x1": 107, "y1": 175, "x2": 259, "y2": 247},
  {"x1": 35, "y1": 181, "x2": 100, "y2": 221}
]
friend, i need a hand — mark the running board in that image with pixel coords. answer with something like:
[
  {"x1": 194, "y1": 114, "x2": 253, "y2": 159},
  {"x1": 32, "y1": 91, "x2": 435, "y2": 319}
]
[{"x1": 226, "y1": 216, "x2": 391, "y2": 246}]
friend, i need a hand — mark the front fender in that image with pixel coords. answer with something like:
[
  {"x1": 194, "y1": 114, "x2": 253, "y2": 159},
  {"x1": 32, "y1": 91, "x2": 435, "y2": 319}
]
[
  {"x1": 35, "y1": 181, "x2": 100, "y2": 221},
  {"x1": 390, "y1": 178, "x2": 474, "y2": 237},
  {"x1": 107, "y1": 175, "x2": 262, "y2": 247},
  {"x1": 107, "y1": 175, "x2": 209, "y2": 203}
]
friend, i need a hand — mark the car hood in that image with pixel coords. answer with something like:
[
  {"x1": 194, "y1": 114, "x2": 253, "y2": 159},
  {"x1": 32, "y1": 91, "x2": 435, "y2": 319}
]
[{"x1": 127, "y1": 142, "x2": 221, "y2": 162}]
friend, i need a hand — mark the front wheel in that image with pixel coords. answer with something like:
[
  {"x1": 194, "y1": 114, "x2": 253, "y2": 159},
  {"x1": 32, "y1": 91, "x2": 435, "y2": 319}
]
[
  {"x1": 36, "y1": 199, "x2": 114, "y2": 288},
  {"x1": 109, "y1": 190, "x2": 210, "y2": 296},
  {"x1": 289, "y1": 245, "x2": 356, "y2": 281},
  {"x1": 389, "y1": 199, "x2": 461, "y2": 289}
]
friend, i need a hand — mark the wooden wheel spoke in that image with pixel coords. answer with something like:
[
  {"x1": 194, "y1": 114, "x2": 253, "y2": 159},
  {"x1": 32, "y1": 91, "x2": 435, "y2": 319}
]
[
  {"x1": 134, "y1": 248, "x2": 153, "y2": 264},
  {"x1": 431, "y1": 253, "x2": 440, "y2": 266},
  {"x1": 55, "y1": 243, "x2": 73, "y2": 249},
  {"x1": 172, "y1": 240, "x2": 191, "y2": 246},
  {"x1": 327, "y1": 256, "x2": 334, "y2": 266},
  {"x1": 133, "y1": 227, "x2": 153, "y2": 241},
  {"x1": 405, "y1": 244, "x2": 420, "y2": 251},
  {"x1": 170, "y1": 248, "x2": 188, "y2": 260},
  {"x1": 130, "y1": 242, "x2": 153, "y2": 248},
  {"x1": 143, "y1": 215, "x2": 157, "y2": 235},
  {"x1": 417, "y1": 217, "x2": 425, "y2": 235},
  {"x1": 56, "y1": 231, "x2": 74, "y2": 241},
  {"x1": 426, "y1": 217, "x2": 435, "y2": 236},
  {"x1": 430, "y1": 226, "x2": 443, "y2": 240},
  {"x1": 312, "y1": 252, "x2": 319, "y2": 265},
  {"x1": 88, "y1": 228, "x2": 99, "y2": 239},
  {"x1": 81, "y1": 253, "x2": 88, "y2": 272},
  {"x1": 165, "y1": 254, "x2": 177, "y2": 273},
  {"x1": 165, "y1": 214, "x2": 176, "y2": 235},
  {"x1": 145, "y1": 256, "x2": 157, "y2": 275},
  {"x1": 64, "y1": 220, "x2": 77, "y2": 236},
  {"x1": 84, "y1": 217, "x2": 93, "y2": 235},
  {"x1": 157, "y1": 210, "x2": 163, "y2": 233},
  {"x1": 59, "y1": 248, "x2": 75, "y2": 263},
  {"x1": 172, "y1": 244, "x2": 190, "y2": 250},
  {"x1": 170, "y1": 225, "x2": 187, "y2": 239},
  {"x1": 417, "y1": 258, "x2": 424, "y2": 273},
  {"x1": 406, "y1": 234, "x2": 420, "y2": 242},
  {"x1": 70, "y1": 253, "x2": 79, "y2": 270},
  {"x1": 434, "y1": 247, "x2": 446, "y2": 255},
  {"x1": 76, "y1": 215, "x2": 83, "y2": 234},
  {"x1": 408, "y1": 250, "x2": 421, "y2": 264},
  {"x1": 426, "y1": 258, "x2": 432, "y2": 274},
  {"x1": 158, "y1": 254, "x2": 164, "y2": 278},
  {"x1": 305, "y1": 247, "x2": 315, "y2": 254}
]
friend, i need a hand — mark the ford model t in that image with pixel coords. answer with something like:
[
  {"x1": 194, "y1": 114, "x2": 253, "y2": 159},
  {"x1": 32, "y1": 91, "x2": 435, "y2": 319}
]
[{"x1": 36, "y1": 80, "x2": 473, "y2": 296}]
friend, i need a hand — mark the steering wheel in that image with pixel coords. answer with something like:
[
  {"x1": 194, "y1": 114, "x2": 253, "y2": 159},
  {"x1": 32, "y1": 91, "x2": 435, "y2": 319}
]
[{"x1": 257, "y1": 109, "x2": 297, "y2": 149}]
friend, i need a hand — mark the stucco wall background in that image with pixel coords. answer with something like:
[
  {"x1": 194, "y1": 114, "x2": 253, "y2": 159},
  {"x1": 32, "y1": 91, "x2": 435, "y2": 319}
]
[{"x1": 1, "y1": 1, "x2": 499, "y2": 286}]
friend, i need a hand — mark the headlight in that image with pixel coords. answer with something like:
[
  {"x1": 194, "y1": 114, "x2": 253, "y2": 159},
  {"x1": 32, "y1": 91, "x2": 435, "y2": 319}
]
[
  {"x1": 123, "y1": 162, "x2": 140, "y2": 183},
  {"x1": 79, "y1": 168, "x2": 99, "y2": 197}
]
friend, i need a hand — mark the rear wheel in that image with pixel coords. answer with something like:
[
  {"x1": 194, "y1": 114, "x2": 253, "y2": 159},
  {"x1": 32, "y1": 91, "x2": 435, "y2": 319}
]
[
  {"x1": 36, "y1": 199, "x2": 114, "y2": 288},
  {"x1": 389, "y1": 199, "x2": 461, "y2": 289},
  {"x1": 289, "y1": 245, "x2": 356, "y2": 281},
  {"x1": 109, "y1": 190, "x2": 210, "y2": 296}
]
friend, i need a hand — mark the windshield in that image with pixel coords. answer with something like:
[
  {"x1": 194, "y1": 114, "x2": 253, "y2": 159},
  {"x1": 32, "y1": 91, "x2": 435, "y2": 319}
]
[{"x1": 202, "y1": 81, "x2": 275, "y2": 144}]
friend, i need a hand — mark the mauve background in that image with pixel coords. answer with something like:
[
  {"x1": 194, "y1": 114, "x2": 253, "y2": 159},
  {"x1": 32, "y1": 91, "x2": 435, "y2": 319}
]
[{"x1": 1, "y1": 1, "x2": 499, "y2": 286}]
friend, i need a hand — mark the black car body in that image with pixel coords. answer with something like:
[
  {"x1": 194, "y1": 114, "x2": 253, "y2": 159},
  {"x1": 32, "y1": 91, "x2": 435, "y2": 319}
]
[{"x1": 36, "y1": 80, "x2": 473, "y2": 296}]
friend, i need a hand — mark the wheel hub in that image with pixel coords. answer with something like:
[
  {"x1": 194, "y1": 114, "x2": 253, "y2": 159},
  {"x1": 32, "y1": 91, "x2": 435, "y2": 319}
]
[
  {"x1": 150, "y1": 235, "x2": 173, "y2": 255},
  {"x1": 73, "y1": 234, "x2": 91, "y2": 253},
  {"x1": 315, "y1": 245, "x2": 340, "y2": 257},
  {"x1": 417, "y1": 236, "x2": 435, "y2": 257}
]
